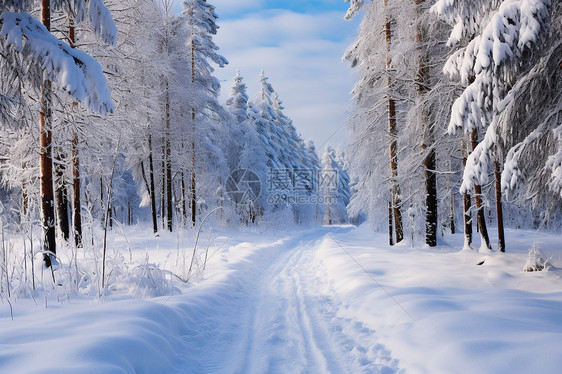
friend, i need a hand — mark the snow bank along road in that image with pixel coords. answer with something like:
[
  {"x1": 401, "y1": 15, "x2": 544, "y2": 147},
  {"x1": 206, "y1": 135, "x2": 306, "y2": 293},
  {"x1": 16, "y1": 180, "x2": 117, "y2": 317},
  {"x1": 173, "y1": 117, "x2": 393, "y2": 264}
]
[{"x1": 1, "y1": 225, "x2": 561, "y2": 373}]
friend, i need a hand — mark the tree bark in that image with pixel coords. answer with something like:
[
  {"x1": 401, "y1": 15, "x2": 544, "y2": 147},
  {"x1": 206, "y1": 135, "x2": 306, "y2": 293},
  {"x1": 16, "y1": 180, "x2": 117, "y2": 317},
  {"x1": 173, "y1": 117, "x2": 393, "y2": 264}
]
[
  {"x1": 41, "y1": 0, "x2": 56, "y2": 267},
  {"x1": 191, "y1": 136, "x2": 196, "y2": 227},
  {"x1": 385, "y1": 2, "x2": 404, "y2": 244},
  {"x1": 462, "y1": 141, "x2": 472, "y2": 248},
  {"x1": 181, "y1": 171, "x2": 187, "y2": 223},
  {"x1": 471, "y1": 129, "x2": 491, "y2": 250},
  {"x1": 165, "y1": 79, "x2": 173, "y2": 232},
  {"x1": 494, "y1": 159, "x2": 506, "y2": 252},
  {"x1": 55, "y1": 149, "x2": 70, "y2": 241},
  {"x1": 450, "y1": 189, "x2": 455, "y2": 234},
  {"x1": 424, "y1": 149, "x2": 438, "y2": 246},
  {"x1": 148, "y1": 134, "x2": 158, "y2": 233},
  {"x1": 161, "y1": 142, "x2": 166, "y2": 229},
  {"x1": 388, "y1": 200, "x2": 394, "y2": 246},
  {"x1": 190, "y1": 36, "x2": 197, "y2": 227},
  {"x1": 414, "y1": 0, "x2": 438, "y2": 247},
  {"x1": 69, "y1": 15, "x2": 82, "y2": 248}
]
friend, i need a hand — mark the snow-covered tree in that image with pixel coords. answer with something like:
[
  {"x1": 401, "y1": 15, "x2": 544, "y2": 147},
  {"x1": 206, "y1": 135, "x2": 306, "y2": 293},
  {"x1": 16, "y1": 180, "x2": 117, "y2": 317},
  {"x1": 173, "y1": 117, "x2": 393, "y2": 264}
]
[
  {"x1": 181, "y1": 0, "x2": 228, "y2": 227},
  {"x1": 345, "y1": 0, "x2": 460, "y2": 246},
  {"x1": 0, "y1": 1, "x2": 116, "y2": 265},
  {"x1": 433, "y1": 0, "x2": 556, "y2": 247},
  {"x1": 320, "y1": 146, "x2": 349, "y2": 225}
]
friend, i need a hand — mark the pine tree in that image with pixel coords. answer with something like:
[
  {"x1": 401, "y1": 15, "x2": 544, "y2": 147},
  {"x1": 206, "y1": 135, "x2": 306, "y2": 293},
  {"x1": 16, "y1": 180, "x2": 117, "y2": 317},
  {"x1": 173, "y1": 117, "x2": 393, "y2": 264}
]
[
  {"x1": 182, "y1": 0, "x2": 228, "y2": 226},
  {"x1": 433, "y1": 0, "x2": 554, "y2": 249}
]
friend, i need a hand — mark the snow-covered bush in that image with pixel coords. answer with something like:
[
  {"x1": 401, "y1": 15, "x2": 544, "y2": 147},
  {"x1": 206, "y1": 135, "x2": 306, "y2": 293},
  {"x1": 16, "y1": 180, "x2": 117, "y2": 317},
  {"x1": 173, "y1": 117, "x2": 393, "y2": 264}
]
[{"x1": 523, "y1": 242, "x2": 551, "y2": 272}]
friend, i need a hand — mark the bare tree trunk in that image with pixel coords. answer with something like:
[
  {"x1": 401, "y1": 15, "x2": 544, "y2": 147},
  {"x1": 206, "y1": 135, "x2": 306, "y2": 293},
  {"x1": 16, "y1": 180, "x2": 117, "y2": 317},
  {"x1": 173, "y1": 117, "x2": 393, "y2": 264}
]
[
  {"x1": 72, "y1": 130, "x2": 83, "y2": 248},
  {"x1": 148, "y1": 134, "x2": 158, "y2": 233},
  {"x1": 414, "y1": 0, "x2": 437, "y2": 247},
  {"x1": 55, "y1": 149, "x2": 70, "y2": 241},
  {"x1": 462, "y1": 140, "x2": 472, "y2": 248},
  {"x1": 21, "y1": 162, "x2": 28, "y2": 219},
  {"x1": 161, "y1": 141, "x2": 166, "y2": 228},
  {"x1": 191, "y1": 136, "x2": 196, "y2": 227},
  {"x1": 99, "y1": 176, "x2": 105, "y2": 226},
  {"x1": 41, "y1": 0, "x2": 56, "y2": 267},
  {"x1": 181, "y1": 171, "x2": 187, "y2": 223},
  {"x1": 424, "y1": 149, "x2": 438, "y2": 246},
  {"x1": 449, "y1": 188, "x2": 455, "y2": 234},
  {"x1": 165, "y1": 79, "x2": 173, "y2": 232},
  {"x1": 190, "y1": 37, "x2": 197, "y2": 227},
  {"x1": 69, "y1": 16, "x2": 82, "y2": 248},
  {"x1": 494, "y1": 159, "x2": 506, "y2": 252},
  {"x1": 471, "y1": 129, "x2": 491, "y2": 250},
  {"x1": 388, "y1": 200, "x2": 394, "y2": 246},
  {"x1": 385, "y1": 2, "x2": 404, "y2": 244}
]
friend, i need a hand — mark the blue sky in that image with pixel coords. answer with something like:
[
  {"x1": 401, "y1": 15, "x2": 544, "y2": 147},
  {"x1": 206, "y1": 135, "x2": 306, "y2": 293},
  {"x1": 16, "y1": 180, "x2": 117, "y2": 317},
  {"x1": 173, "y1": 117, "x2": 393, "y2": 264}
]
[{"x1": 175, "y1": 1, "x2": 361, "y2": 149}]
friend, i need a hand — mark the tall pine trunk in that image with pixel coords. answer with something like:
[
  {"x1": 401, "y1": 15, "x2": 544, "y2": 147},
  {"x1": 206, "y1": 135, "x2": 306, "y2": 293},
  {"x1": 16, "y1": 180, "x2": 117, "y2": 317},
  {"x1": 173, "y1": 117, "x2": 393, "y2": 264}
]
[
  {"x1": 55, "y1": 149, "x2": 70, "y2": 241},
  {"x1": 415, "y1": 0, "x2": 437, "y2": 247},
  {"x1": 69, "y1": 16, "x2": 82, "y2": 247},
  {"x1": 148, "y1": 134, "x2": 158, "y2": 233},
  {"x1": 72, "y1": 134, "x2": 82, "y2": 247},
  {"x1": 462, "y1": 140, "x2": 473, "y2": 248},
  {"x1": 190, "y1": 35, "x2": 197, "y2": 227},
  {"x1": 385, "y1": 0, "x2": 403, "y2": 243},
  {"x1": 163, "y1": 11, "x2": 173, "y2": 232},
  {"x1": 181, "y1": 171, "x2": 187, "y2": 223},
  {"x1": 388, "y1": 200, "x2": 394, "y2": 246},
  {"x1": 40, "y1": 0, "x2": 56, "y2": 267},
  {"x1": 161, "y1": 140, "x2": 166, "y2": 228},
  {"x1": 165, "y1": 79, "x2": 173, "y2": 232},
  {"x1": 471, "y1": 129, "x2": 491, "y2": 250},
  {"x1": 494, "y1": 159, "x2": 506, "y2": 252}
]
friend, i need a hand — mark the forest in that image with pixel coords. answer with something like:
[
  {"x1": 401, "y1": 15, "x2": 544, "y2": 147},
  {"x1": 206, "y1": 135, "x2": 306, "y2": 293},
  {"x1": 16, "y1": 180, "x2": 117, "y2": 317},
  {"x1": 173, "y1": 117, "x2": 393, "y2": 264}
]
[
  {"x1": 345, "y1": 0, "x2": 561, "y2": 250},
  {"x1": 0, "y1": 0, "x2": 350, "y2": 274},
  {"x1": 1, "y1": 1, "x2": 562, "y2": 373}
]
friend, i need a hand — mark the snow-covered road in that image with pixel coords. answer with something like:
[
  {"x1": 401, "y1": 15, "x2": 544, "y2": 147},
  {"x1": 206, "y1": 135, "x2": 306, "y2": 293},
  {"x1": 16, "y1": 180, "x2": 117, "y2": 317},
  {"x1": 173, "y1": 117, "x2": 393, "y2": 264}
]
[
  {"x1": 172, "y1": 226, "x2": 397, "y2": 374},
  {"x1": 1, "y1": 225, "x2": 561, "y2": 373},
  {"x1": 229, "y1": 231, "x2": 396, "y2": 374}
]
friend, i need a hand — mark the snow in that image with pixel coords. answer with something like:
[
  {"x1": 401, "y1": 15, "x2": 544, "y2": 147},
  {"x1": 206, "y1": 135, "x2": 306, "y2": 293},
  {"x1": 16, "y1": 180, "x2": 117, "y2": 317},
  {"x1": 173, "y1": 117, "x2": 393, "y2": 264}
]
[
  {"x1": 0, "y1": 11, "x2": 114, "y2": 115},
  {"x1": 1, "y1": 224, "x2": 562, "y2": 373}
]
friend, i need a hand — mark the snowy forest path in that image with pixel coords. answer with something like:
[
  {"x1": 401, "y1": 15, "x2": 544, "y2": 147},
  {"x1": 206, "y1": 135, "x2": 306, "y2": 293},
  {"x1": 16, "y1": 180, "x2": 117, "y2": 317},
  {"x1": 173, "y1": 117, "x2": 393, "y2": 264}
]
[{"x1": 176, "y1": 226, "x2": 398, "y2": 374}]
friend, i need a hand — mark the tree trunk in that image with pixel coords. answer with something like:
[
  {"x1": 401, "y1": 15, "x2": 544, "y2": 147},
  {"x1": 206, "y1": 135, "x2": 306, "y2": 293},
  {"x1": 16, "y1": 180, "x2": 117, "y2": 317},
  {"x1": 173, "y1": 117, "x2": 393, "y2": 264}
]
[
  {"x1": 385, "y1": 3, "x2": 404, "y2": 243},
  {"x1": 181, "y1": 171, "x2": 187, "y2": 223},
  {"x1": 69, "y1": 16, "x2": 82, "y2": 248},
  {"x1": 21, "y1": 162, "x2": 28, "y2": 219},
  {"x1": 494, "y1": 159, "x2": 506, "y2": 252},
  {"x1": 462, "y1": 141, "x2": 473, "y2": 248},
  {"x1": 161, "y1": 141, "x2": 166, "y2": 229},
  {"x1": 424, "y1": 149, "x2": 438, "y2": 246},
  {"x1": 41, "y1": 0, "x2": 56, "y2": 267},
  {"x1": 165, "y1": 79, "x2": 173, "y2": 232},
  {"x1": 388, "y1": 200, "x2": 394, "y2": 246},
  {"x1": 100, "y1": 175, "x2": 105, "y2": 224},
  {"x1": 413, "y1": 0, "x2": 438, "y2": 246},
  {"x1": 55, "y1": 149, "x2": 70, "y2": 241},
  {"x1": 190, "y1": 33, "x2": 197, "y2": 227},
  {"x1": 191, "y1": 137, "x2": 196, "y2": 227},
  {"x1": 449, "y1": 188, "x2": 455, "y2": 234},
  {"x1": 148, "y1": 134, "x2": 158, "y2": 234},
  {"x1": 471, "y1": 129, "x2": 491, "y2": 250}
]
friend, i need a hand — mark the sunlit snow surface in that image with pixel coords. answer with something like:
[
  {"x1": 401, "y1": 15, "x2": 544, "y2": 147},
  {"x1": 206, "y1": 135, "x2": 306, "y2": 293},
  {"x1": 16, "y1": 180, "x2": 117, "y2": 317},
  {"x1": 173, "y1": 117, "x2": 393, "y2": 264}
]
[{"x1": 0, "y1": 225, "x2": 561, "y2": 373}]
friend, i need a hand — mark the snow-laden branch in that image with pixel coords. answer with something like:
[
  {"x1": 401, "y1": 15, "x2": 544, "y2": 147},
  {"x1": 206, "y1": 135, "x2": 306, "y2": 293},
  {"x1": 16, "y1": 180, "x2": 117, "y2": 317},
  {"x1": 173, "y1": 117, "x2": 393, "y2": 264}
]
[
  {"x1": 344, "y1": 0, "x2": 365, "y2": 20},
  {"x1": 0, "y1": 11, "x2": 114, "y2": 115},
  {"x1": 446, "y1": 0, "x2": 551, "y2": 134},
  {"x1": 88, "y1": 0, "x2": 118, "y2": 46}
]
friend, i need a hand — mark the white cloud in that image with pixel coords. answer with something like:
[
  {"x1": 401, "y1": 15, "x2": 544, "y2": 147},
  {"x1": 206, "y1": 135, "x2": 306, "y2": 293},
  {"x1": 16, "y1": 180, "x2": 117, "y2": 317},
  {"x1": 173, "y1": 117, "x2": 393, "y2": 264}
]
[{"x1": 214, "y1": 9, "x2": 359, "y2": 148}]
